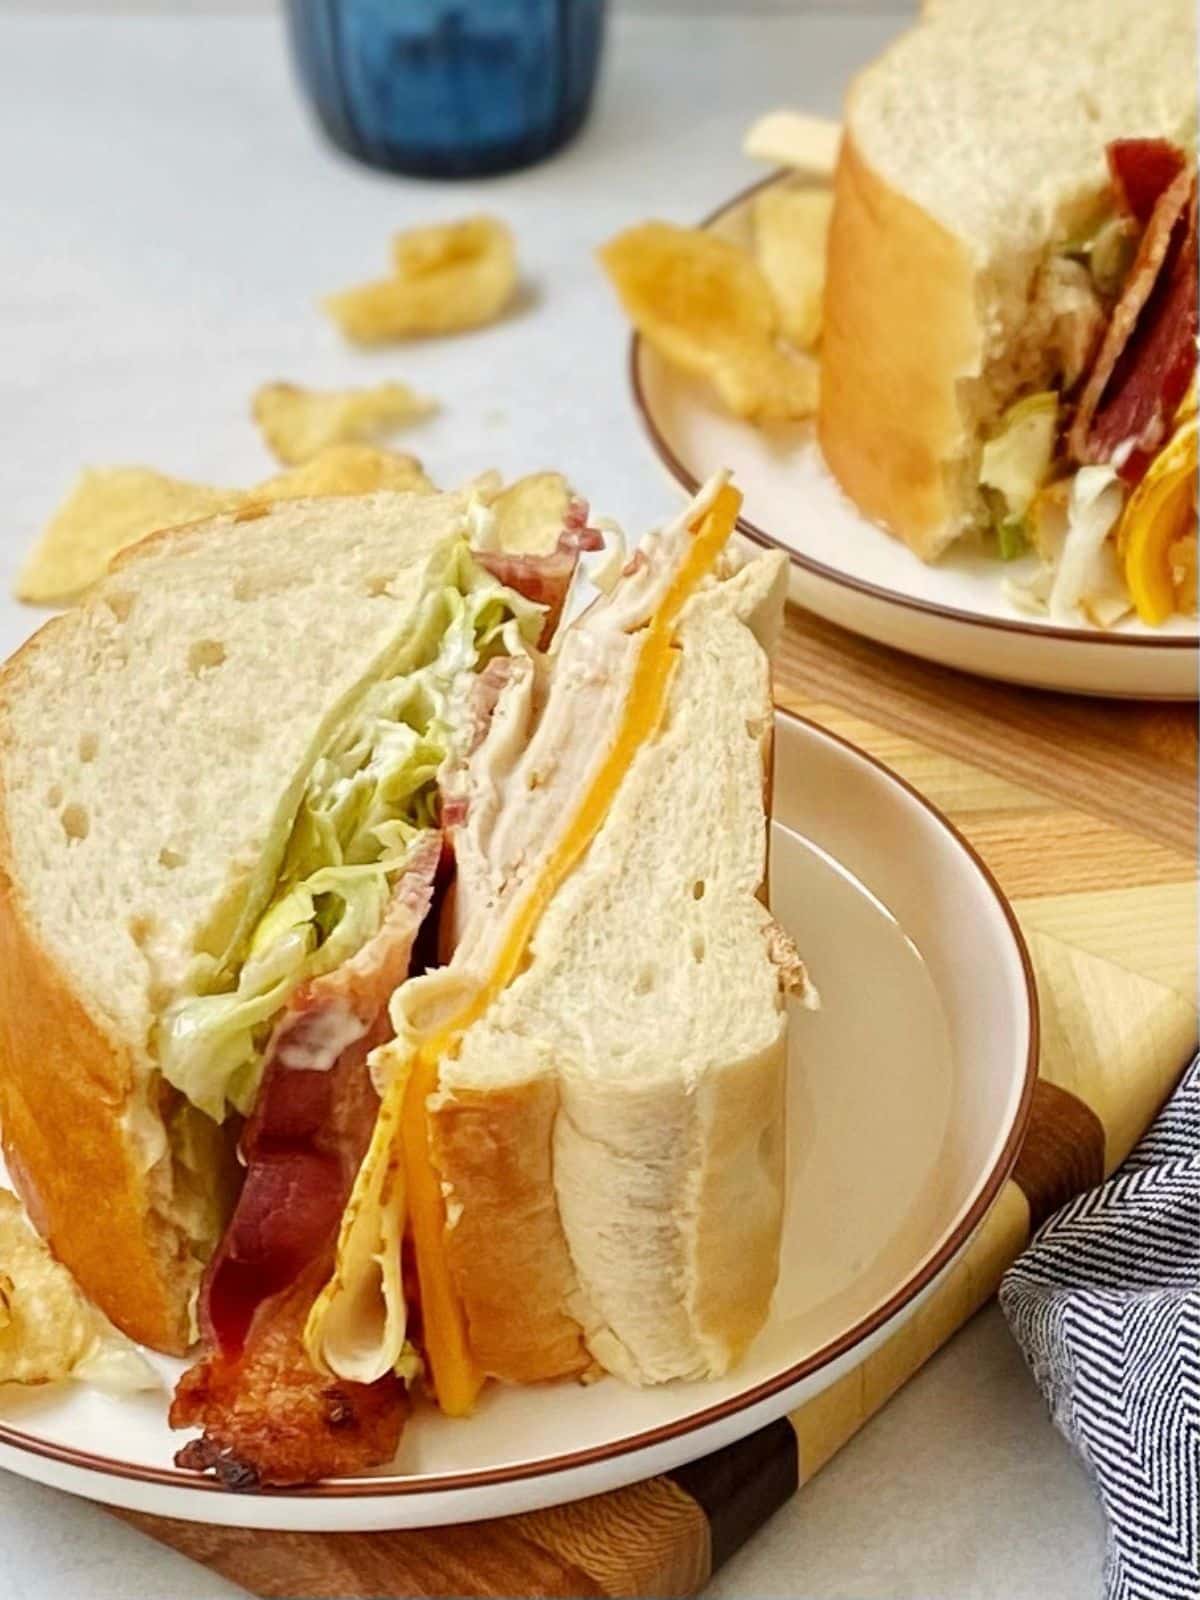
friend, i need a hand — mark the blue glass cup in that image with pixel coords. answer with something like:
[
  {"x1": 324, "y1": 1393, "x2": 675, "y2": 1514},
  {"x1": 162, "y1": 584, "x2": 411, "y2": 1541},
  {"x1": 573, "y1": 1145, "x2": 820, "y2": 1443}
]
[{"x1": 284, "y1": 0, "x2": 607, "y2": 179}]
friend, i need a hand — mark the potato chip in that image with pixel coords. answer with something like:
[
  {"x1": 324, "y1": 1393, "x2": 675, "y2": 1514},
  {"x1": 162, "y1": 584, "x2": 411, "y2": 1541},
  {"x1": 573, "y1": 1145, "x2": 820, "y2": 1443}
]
[
  {"x1": 391, "y1": 216, "x2": 506, "y2": 280},
  {"x1": 753, "y1": 186, "x2": 833, "y2": 350},
  {"x1": 17, "y1": 448, "x2": 440, "y2": 608},
  {"x1": 324, "y1": 216, "x2": 518, "y2": 344},
  {"x1": 16, "y1": 468, "x2": 240, "y2": 605},
  {"x1": 249, "y1": 444, "x2": 436, "y2": 503},
  {"x1": 252, "y1": 381, "x2": 436, "y2": 466},
  {"x1": 485, "y1": 472, "x2": 574, "y2": 554},
  {"x1": 743, "y1": 110, "x2": 842, "y2": 177},
  {"x1": 0, "y1": 1189, "x2": 155, "y2": 1390},
  {"x1": 600, "y1": 221, "x2": 817, "y2": 423}
]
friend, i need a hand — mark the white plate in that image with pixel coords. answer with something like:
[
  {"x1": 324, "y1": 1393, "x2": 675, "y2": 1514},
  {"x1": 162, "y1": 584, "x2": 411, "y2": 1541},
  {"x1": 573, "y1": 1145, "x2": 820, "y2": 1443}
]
[
  {"x1": 630, "y1": 176, "x2": 1198, "y2": 700},
  {"x1": 0, "y1": 709, "x2": 1037, "y2": 1530}
]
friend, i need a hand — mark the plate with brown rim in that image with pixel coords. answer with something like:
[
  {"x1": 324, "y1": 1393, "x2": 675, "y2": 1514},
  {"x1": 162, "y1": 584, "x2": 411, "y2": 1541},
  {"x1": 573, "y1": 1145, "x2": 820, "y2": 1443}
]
[
  {"x1": 0, "y1": 707, "x2": 1036, "y2": 1530},
  {"x1": 630, "y1": 175, "x2": 1198, "y2": 701}
]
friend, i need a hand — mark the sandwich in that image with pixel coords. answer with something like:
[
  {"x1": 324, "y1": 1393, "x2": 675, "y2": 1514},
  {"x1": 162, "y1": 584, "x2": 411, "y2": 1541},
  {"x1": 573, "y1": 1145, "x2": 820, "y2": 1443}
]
[
  {"x1": 0, "y1": 478, "x2": 808, "y2": 1487},
  {"x1": 818, "y1": 0, "x2": 1198, "y2": 626}
]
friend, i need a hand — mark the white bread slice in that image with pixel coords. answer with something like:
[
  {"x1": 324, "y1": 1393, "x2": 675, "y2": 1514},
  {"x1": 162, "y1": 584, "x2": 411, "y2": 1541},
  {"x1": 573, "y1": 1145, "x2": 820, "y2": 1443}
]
[
  {"x1": 0, "y1": 490, "x2": 485, "y2": 1351},
  {"x1": 432, "y1": 550, "x2": 807, "y2": 1386},
  {"x1": 819, "y1": 0, "x2": 1197, "y2": 557}
]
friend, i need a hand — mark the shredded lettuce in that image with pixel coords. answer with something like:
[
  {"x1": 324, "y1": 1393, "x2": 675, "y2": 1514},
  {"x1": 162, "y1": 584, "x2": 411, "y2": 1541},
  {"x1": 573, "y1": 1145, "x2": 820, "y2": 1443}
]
[
  {"x1": 1003, "y1": 466, "x2": 1134, "y2": 625},
  {"x1": 1048, "y1": 466, "x2": 1128, "y2": 625},
  {"x1": 980, "y1": 392, "x2": 1060, "y2": 554},
  {"x1": 157, "y1": 545, "x2": 544, "y2": 1121},
  {"x1": 1063, "y1": 210, "x2": 1139, "y2": 300},
  {"x1": 995, "y1": 514, "x2": 1029, "y2": 562}
]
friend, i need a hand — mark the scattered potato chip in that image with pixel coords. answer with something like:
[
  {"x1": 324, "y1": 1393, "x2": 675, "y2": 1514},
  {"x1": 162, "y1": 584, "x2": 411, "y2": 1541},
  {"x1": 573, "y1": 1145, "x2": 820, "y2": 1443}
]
[
  {"x1": 18, "y1": 449, "x2": 439, "y2": 607},
  {"x1": 391, "y1": 216, "x2": 505, "y2": 280},
  {"x1": 743, "y1": 110, "x2": 842, "y2": 177},
  {"x1": 0, "y1": 1189, "x2": 156, "y2": 1390},
  {"x1": 249, "y1": 444, "x2": 436, "y2": 503},
  {"x1": 324, "y1": 216, "x2": 518, "y2": 344},
  {"x1": 753, "y1": 186, "x2": 833, "y2": 350},
  {"x1": 16, "y1": 468, "x2": 240, "y2": 604},
  {"x1": 600, "y1": 221, "x2": 817, "y2": 423},
  {"x1": 485, "y1": 472, "x2": 573, "y2": 554},
  {"x1": 252, "y1": 381, "x2": 436, "y2": 466}
]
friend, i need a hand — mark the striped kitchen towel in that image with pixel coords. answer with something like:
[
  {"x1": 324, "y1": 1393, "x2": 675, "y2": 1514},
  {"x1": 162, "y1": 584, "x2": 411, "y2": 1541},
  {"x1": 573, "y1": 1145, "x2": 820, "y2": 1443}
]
[{"x1": 1001, "y1": 1054, "x2": 1200, "y2": 1600}]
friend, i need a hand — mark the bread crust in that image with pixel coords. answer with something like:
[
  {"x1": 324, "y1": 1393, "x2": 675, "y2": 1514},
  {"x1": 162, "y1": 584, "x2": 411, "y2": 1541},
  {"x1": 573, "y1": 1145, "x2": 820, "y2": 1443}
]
[
  {"x1": 817, "y1": 130, "x2": 982, "y2": 559},
  {"x1": 0, "y1": 814, "x2": 194, "y2": 1353},
  {"x1": 431, "y1": 1034, "x2": 786, "y2": 1389},
  {"x1": 431, "y1": 1077, "x2": 592, "y2": 1384}
]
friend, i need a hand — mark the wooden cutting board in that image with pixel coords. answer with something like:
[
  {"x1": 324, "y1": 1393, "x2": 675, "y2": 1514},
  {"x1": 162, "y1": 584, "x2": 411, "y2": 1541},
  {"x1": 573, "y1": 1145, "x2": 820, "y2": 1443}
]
[{"x1": 116, "y1": 607, "x2": 1198, "y2": 1599}]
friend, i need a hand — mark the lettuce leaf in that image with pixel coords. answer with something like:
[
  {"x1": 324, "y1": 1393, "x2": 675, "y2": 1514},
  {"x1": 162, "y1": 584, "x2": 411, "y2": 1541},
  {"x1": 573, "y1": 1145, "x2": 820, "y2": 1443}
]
[
  {"x1": 1048, "y1": 466, "x2": 1128, "y2": 625},
  {"x1": 980, "y1": 392, "x2": 1059, "y2": 530},
  {"x1": 157, "y1": 545, "x2": 543, "y2": 1121}
]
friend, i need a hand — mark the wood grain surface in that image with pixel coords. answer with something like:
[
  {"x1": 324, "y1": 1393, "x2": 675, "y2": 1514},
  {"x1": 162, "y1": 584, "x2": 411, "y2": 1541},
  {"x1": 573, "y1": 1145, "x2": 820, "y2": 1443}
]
[
  {"x1": 777, "y1": 615, "x2": 1196, "y2": 856},
  {"x1": 118, "y1": 605, "x2": 1198, "y2": 1600}
]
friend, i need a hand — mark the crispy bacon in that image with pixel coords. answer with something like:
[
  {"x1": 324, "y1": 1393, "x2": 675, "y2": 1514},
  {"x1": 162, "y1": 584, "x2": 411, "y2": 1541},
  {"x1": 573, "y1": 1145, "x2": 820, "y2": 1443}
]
[
  {"x1": 172, "y1": 1267, "x2": 407, "y2": 1489},
  {"x1": 1109, "y1": 139, "x2": 1188, "y2": 225},
  {"x1": 172, "y1": 836, "x2": 440, "y2": 1485},
  {"x1": 474, "y1": 505, "x2": 604, "y2": 648},
  {"x1": 1090, "y1": 197, "x2": 1197, "y2": 480},
  {"x1": 1069, "y1": 151, "x2": 1197, "y2": 480},
  {"x1": 562, "y1": 496, "x2": 599, "y2": 542},
  {"x1": 201, "y1": 1013, "x2": 386, "y2": 1361},
  {"x1": 201, "y1": 834, "x2": 441, "y2": 1359}
]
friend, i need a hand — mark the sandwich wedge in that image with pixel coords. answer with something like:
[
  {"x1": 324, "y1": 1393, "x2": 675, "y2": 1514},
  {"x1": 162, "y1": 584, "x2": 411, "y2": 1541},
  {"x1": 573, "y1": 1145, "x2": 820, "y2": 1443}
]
[
  {"x1": 0, "y1": 477, "x2": 808, "y2": 1487},
  {"x1": 818, "y1": 0, "x2": 1197, "y2": 625}
]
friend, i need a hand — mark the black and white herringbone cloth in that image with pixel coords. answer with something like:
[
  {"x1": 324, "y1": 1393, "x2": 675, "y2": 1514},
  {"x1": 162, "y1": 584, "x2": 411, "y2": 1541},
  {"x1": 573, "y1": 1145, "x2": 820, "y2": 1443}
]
[{"x1": 1001, "y1": 1054, "x2": 1200, "y2": 1600}]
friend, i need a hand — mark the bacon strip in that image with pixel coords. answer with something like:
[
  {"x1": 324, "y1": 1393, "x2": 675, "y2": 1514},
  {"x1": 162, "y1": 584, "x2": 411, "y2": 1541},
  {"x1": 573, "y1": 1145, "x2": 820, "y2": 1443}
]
[
  {"x1": 1089, "y1": 197, "x2": 1197, "y2": 481},
  {"x1": 171, "y1": 835, "x2": 440, "y2": 1486},
  {"x1": 1109, "y1": 139, "x2": 1188, "y2": 225},
  {"x1": 201, "y1": 833, "x2": 441, "y2": 1359},
  {"x1": 173, "y1": 1265, "x2": 408, "y2": 1490},
  {"x1": 475, "y1": 503, "x2": 604, "y2": 648},
  {"x1": 1069, "y1": 154, "x2": 1197, "y2": 479}
]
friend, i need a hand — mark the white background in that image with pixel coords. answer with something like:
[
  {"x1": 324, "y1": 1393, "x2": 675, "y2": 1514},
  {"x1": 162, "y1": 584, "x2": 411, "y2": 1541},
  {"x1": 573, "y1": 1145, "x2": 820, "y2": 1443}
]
[{"x1": 0, "y1": 7, "x2": 1102, "y2": 1598}]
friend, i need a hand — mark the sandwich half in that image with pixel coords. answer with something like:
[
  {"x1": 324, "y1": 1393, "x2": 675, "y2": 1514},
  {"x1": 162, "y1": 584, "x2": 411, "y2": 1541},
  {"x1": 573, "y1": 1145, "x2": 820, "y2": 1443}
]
[
  {"x1": 0, "y1": 478, "x2": 807, "y2": 1487},
  {"x1": 819, "y1": 0, "x2": 1197, "y2": 624}
]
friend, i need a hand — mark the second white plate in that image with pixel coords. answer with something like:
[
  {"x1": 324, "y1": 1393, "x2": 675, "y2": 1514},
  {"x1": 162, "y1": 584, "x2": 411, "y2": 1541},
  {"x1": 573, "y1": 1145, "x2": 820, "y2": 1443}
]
[{"x1": 630, "y1": 176, "x2": 1198, "y2": 700}]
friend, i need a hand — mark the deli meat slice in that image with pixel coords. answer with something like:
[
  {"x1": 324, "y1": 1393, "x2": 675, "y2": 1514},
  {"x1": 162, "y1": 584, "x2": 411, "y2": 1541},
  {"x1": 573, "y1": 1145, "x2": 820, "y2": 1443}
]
[
  {"x1": 464, "y1": 656, "x2": 517, "y2": 759},
  {"x1": 1069, "y1": 153, "x2": 1197, "y2": 479},
  {"x1": 170, "y1": 834, "x2": 440, "y2": 1485},
  {"x1": 474, "y1": 501, "x2": 604, "y2": 647}
]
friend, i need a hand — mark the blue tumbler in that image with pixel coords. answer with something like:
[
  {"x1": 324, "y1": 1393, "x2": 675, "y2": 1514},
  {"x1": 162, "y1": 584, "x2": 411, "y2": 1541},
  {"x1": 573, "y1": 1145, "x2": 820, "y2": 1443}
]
[{"x1": 284, "y1": 0, "x2": 607, "y2": 178}]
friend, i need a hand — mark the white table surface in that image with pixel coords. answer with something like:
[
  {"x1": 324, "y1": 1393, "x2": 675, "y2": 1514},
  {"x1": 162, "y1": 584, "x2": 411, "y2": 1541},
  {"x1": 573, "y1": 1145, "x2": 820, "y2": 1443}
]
[{"x1": 0, "y1": 10, "x2": 1106, "y2": 1597}]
